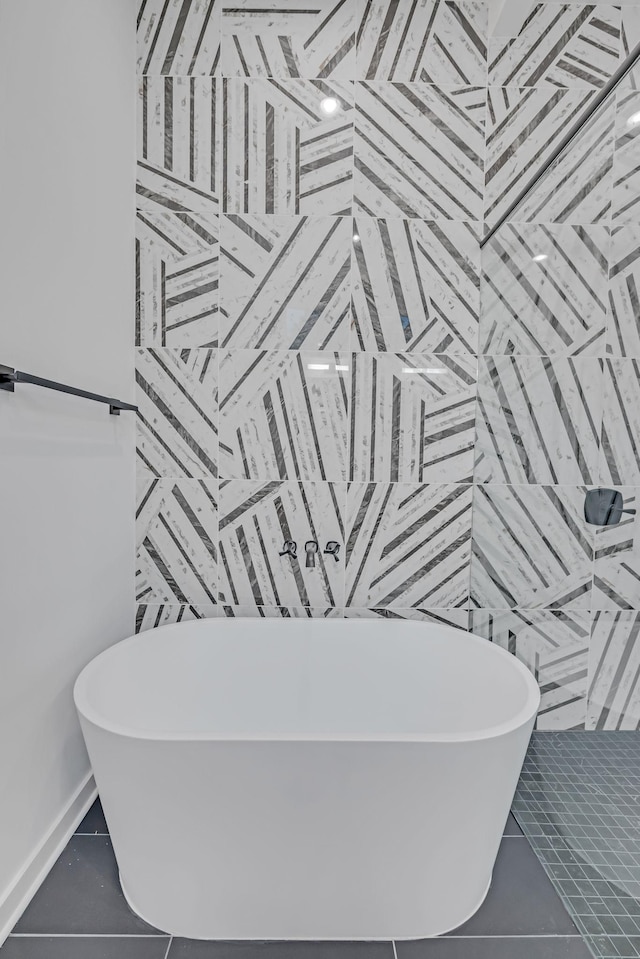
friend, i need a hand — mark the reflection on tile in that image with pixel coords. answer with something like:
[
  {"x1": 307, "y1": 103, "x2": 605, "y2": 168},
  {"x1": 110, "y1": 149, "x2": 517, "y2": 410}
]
[
  {"x1": 220, "y1": 215, "x2": 351, "y2": 350},
  {"x1": 221, "y1": 605, "x2": 341, "y2": 618},
  {"x1": 136, "y1": 349, "x2": 218, "y2": 478},
  {"x1": 221, "y1": 0, "x2": 356, "y2": 78},
  {"x1": 354, "y1": 83, "x2": 485, "y2": 221},
  {"x1": 137, "y1": 0, "x2": 220, "y2": 75},
  {"x1": 470, "y1": 609, "x2": 590, "y2": 730},
  {"x1": 218, "y1": 481, "x2": 344, "y2": 608},
  {"x1": 587, "y1": 610, "x2": 640, "y2": 728},
  {"x1": 607, "y1": 225, "x2": 640, "y2": 357},
  {"x1": 480, "y1": 224, "x2": 609, "y2": 355},
  {"x1": 137, "y1": 78, "x2": 220, "y2": 214},
  {"x1": 350, "y1": 354, "x2": 477, "y2": 484},
  {"x1": 356, "y1": 0, "x2": 487, "y2": 84},
  {"x1": 485, "y1": 86, "x2": 613, "y2": 228},
  {"x1": 136, "y1": 477, "x2": 218, "y2": 606},
  {"x1": 475, "y1": 356, "x2": 603, "y2": 485},
  {"x1": 136, "y1": 211, "x2": 219, "y2": 348},
  {"x1": 470, "y1": 485, "x2": 593, "y2": 609},
  {"x1": 222, "y1": 79, "x2": 353, "y2": 215},
  {"x1": 351, "y1": 217, "x2": 480, "y2": 353},
  {"x1": 344, "y1": 608, "x2": 469, "y2": 629},
  {"x1": 135, "y1": 604, "x2": 219, "y2": 633},
  {"x1": 346, "y1": 483, "x2": 472, "y2": 609},
  {"x1": 613, "y1": 85, "x2": 640, "y2": 225},
  {"x1": 488, "y1": 5, "x2": 621, "y2": 89},
  {"x1": 592, "y1": 489, "x2": 640, "y2": 609},
  {"x1": 219, "y1": 351, "x2": 349, "y2": 481},
  {"x1": 600, "y1": 360, "x2": 640, "y2": 485}
]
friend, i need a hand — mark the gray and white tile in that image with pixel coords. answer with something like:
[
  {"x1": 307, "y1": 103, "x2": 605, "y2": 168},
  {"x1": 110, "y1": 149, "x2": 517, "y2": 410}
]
[
  {"x1": 587, "y1": 610, "x2": 640, "y2": 729},
  {"x1": 470, "y1": 609, "x2": 591, "y2": 730},
  {"x1": 480, "y1": 224, "x2": 610, "y2": 356},
  {"x1": 136, "y1": 477, "x2": 218, "y2": 605},
  {"x1": 488, "y1": 5, "x2": 621, "y2": 89},
  {"x1": 137, "y1": 78, "x2": 220, "y2": 214},
  {"x1": 219, "y1": 350, "x2": 349, "y2": 481},
  {"x1": 592, "y1": 488, "x2": 640, "y2": 609},
  {"x1": 135, "y1": 603, "x2": 219, "y2": 632},
  {"x1": 607, "y1": 224, "x2": 640, "y2": 357},
  {"x1": 221, "y1": 0, "x2": 357, "y2": 78},
  {"x1": 345, "y1": 483, "x2": 473, "y2": 609},
  {"x1": 612, "y1": 83, "x2": 640, "y2": 225},
  {"x1": 218, "y1": 480, "x2": 344, "y2": 608},
  {"x1": 220, "y1": 604, "x2": 342, "y2": 617},
  {"x1": 600, "y1": 359, "x2": 640, "y2": 486},
  {"x1": 351, "y1": 216, "x2": 481, "y2": 353},
  {"x1": 220, "y1": 214, "x2": 352, "y2": 350},
  {"x1": 356, "y1": 0, "x2": 487, "y2": 84},
  {"x1": 344, "y1": 607, "x2": 470, "y2": 628},
  {"x1": 470, "y1": 485, "x2": 593, "y2": 609},
  {"x1": 136, "y1": 211, "x2": 219, "y2": 347},
  {"x1": 137, "y1": 0, "x2": 221, "y2": 75},
  {"x1": 475, "y1": 356, "x2": 603, "y2": 485},
  {"x1": 136, "y1": 348, "x2": 218, "y2": 478},
  {"x1": 354, "y1": 82, "x2": 485, "y2": 221},
  {"x1": 222, "y1": 78, "x2": 354, "y2": 215},
  {"x1": 350, "y1": 353, "x2": 477, "y2": 483},
  {"x1": 485, "y1": 86, "x2": 614, "y2": 228}
]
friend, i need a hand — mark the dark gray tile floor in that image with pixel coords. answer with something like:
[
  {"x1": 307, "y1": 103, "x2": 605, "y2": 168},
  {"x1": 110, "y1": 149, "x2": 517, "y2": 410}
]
[{"x1": 0, "y1": 801, "x2": 592, "y2": 959}]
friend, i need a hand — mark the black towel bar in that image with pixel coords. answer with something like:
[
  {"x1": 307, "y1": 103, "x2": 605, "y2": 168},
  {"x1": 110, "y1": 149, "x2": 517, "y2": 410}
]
[{"x1": 0, "y1": 364, "x2": 138, "y2": 416}]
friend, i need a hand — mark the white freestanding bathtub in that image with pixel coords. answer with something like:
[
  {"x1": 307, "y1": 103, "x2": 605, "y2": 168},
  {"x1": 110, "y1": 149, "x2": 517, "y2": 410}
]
[{"x1": 74, "y1": 618, "x2": 539, "y2": 941}]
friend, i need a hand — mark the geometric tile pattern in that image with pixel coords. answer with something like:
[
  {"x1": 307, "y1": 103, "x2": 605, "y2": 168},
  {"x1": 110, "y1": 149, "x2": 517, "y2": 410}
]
[
  {"x1": 221, "y1": 0, "x2": 357, "y2": 79},
  {"x1": 350, "y1": 353, "x2": 477, "y2": 483},
  {"x1": 613, "y1": 82, "x2": 640, "y2": 226},
  {"x1": 470, "y1": 610, "x2": 591, "y2": 730},
  {"x1": 220, "y1": 214, "x2": 352, "y2": 350},
  {"x1": 480, "y1": 224, "x2": 610, "y2": 356},
  {"x1": 600, "y1": 361, "x2": 640, "y2": 486},
  {"x1": 344, "y1": 607, "x2": 470, "y2": 628},
  {"x1": 218, "y1": 350, "x2": 349, "y2": 481},
  {"x1": 351, "y1": 217, "x2": 481, "y2": 353},
  {"x1": 345, "y1": 483, "x2": 473, "y2": 609},
  {"x1": 136, "y1": 348, "x2": 218, "y2": 477},
  {"x1": 137, "y1": 0, "x2": 221, "y2": 75},
  {"x1": 356, "y1": 0, "x2": 488, "y2": 84},
  {"x1": 135, "y1": 603, "x2": 218, "y2": 632},
  {"x1": 136, "y1": 211, "x2": 219, "y2": 347},
  {"x1": 222, "y1": 78, "x2": 354, "y2": 215},
  {"x1": 513, "y1": 732, "x2": 640, "y2": 959},
  {"x1": 588, "y1": 611, "x2": 640, "y2": 729},
  {"x1": 475, "y1": 356, "x2": 603, "y2": 485},
  {"x1": 607, "y1": 225, "x2": 640, "y2": 357},
  {"x1": 593, "y1": 496, "x2": 640, "y2": 610},
  {"x1": 488, "y1": 5, "x2": 621, "y2": 89}
]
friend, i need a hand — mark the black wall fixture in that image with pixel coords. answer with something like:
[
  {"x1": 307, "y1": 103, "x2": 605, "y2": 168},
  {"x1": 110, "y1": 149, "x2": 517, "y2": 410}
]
[
  {"x1": 0, "y1": 364, "x2": 137, "y2": 415},
  {"x1": 584, "y1": 489, "x2": 637, "y2": 526}
]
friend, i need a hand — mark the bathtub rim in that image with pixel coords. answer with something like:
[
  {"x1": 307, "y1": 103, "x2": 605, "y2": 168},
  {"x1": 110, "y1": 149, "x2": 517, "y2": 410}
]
[{"x1": 74, "y1": 618, "x2": 540, "y2": 745}]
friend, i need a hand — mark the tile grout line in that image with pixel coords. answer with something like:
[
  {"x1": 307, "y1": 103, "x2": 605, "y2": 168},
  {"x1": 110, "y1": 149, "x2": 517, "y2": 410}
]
[{"x1": 164, "y1": 935, "x2": 173, "y2": 958}]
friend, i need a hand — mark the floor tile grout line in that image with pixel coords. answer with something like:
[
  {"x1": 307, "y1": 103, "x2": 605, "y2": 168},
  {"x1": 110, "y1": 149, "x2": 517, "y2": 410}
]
[
  {"x1": 7, "y1": 933, "x2": 588, "y2": 940},
  {"x1": 163, "y1": 935, "x2": 173, "y2": 958}
]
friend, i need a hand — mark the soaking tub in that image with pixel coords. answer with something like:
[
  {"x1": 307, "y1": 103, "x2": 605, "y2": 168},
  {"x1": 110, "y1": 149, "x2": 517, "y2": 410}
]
[{"x1": 74, "y1": 618, "x2": 539, "y2": 940}]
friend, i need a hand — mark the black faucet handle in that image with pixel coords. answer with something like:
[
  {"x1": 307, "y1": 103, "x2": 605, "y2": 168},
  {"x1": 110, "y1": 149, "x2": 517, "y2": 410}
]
[
  {"x1": 304, "y1": 540, "x2": 319, "y2": 568},
  {"x1": 324, "y1": 541, "x2": 340, "y2": 561},
  {"x1": 279, "y1": 540, "x2": 297, "y2": 558}
]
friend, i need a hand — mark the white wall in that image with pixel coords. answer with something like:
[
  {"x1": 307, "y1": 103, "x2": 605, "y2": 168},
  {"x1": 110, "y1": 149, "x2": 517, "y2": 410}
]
[{"x1": 0, "y1": 0, "x2": 135, "y2": 936}]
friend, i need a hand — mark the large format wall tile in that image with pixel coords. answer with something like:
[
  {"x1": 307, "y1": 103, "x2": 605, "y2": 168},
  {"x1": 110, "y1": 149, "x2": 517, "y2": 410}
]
[
  {"x1": 592, "y1": 489, "x2": 640, "y2": 609},
  {"x1": 345, "y1": 483, "x2": 473, "y2": 609},
  {"x1": 222, "y1": 78, "x2": 353, "y2": 215},
  {"x1": 136, "y1": 348, "x2": 218, "y2": 477},
  {"x1": 470, "y1": 609, "x2": 591, "y2": 730},
  {"x1": 137, "y1": 0, "x2": 221, "y2": 75},
  {"x1": 220, "y1": 214, "x2": 352, "y2": 350},
  {"x1": 475, "y1": 356, "x2": 603, "y2": 485},
  {"x1": 470, "y1": 485, "x2": 593, "y2": 609},
  {"x1": 600, "y1": 360, "x2": 640, "y2": 486},
  {"x1": 219, "y1": 350, "x2": 349, "y2": 481},
  {"x1": 136, "y1": 603, "x2": 219, "y2": 632},
  {"x1": 351, "y1": 217, "x2": 480, "y2": 353},
  {"x1": 136, "y1": 477, "x2": 218, "y2": 605},
  {"x1": 221, "y1": 0, "x2": 356, "y2": 79},
  {"x1": 218, "y1": 480, "x2": 345, "y2": 607},
  {"x1": 221, "y1": 604, "x2": 341, "y2": 617},
  {"x1": 136, "y1": 211, "x2": 219, "y2": 347},
  {"x1": 485, "y1": 86, "x2": 614, "y2": 227},
  {"x1": 350, "y1": 354, "x2": 477, "y2": 483},
  {"x1": 607, "y1": 225, "x2": 640, "y2": 357},
  {"x1": 354, "y1": 82, "x2": 485, "y2": 221},
  {"x1": 356, "y1": 0, "x2": 487, "y2": 85},
  {"x1": 137, "y1": 78, "x2": 221, "y2": 214},
  {"x1": 612, "y1": 83, "x2": 640, "y2": 225},
  {"x1": 344, "y1": 607, "x2": 469, "y2": 628},
  {"x1": 488, "y1": 5, "x2": 621, "y2": 89},
  {"x1": 587, "y1": 610, "x2": 640, "y2": 729},
  {"x1": 480, "y1": 224, "x2": 610, "y2": 356}
]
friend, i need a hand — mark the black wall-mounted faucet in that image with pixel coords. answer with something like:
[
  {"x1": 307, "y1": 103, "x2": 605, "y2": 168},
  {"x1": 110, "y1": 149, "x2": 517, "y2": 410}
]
[
  {"x1": 279, "y1": 540, "x2": 297, "y2": 558},
  {"x1": 305, "y1": 540, "x2": 319, "y2": 568},
  {"x1": 324, "y1": 541, "x2": 340, "y2": 562},
  {"x1": 584, "y1": 489, "x2": 637, "y2": 526}
]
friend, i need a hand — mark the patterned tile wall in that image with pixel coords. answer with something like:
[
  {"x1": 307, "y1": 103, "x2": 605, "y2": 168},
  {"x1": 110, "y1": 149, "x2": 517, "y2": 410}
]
[{"x1": 135, "y1": 0, "x2": 640, "y2": 730}]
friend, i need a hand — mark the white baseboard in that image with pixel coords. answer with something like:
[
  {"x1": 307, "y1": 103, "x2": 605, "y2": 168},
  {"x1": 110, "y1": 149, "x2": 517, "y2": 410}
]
[{"x1": 0, "y1": 773, "x2": 97, "y2": 946}]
